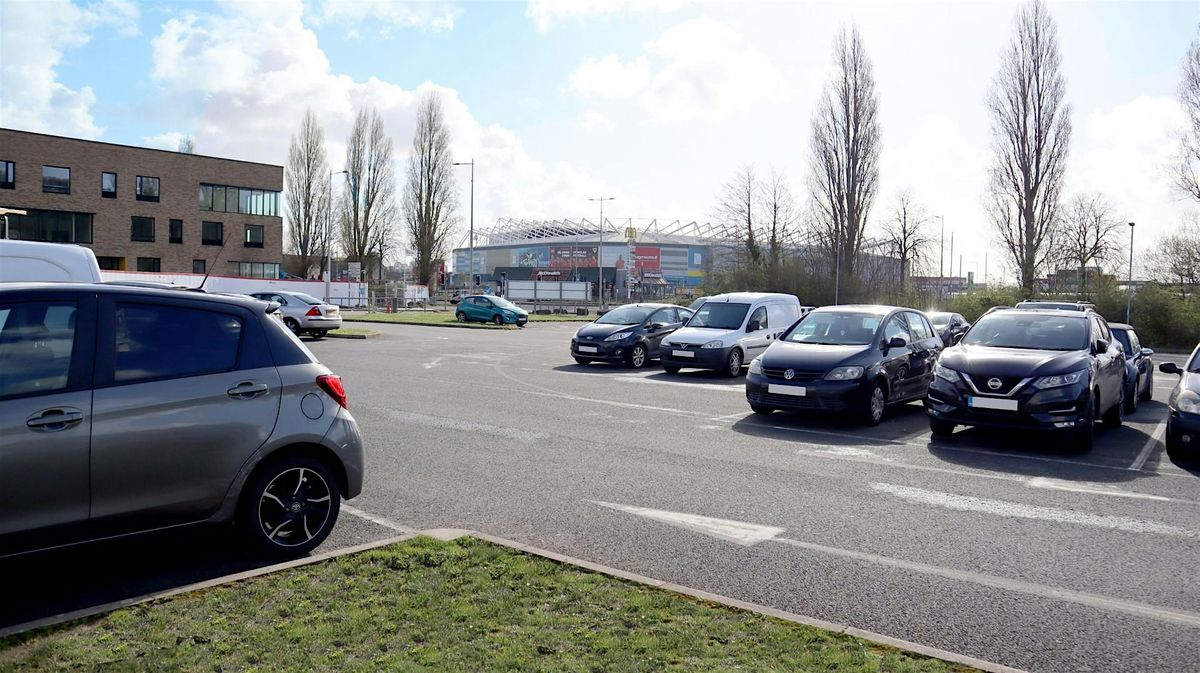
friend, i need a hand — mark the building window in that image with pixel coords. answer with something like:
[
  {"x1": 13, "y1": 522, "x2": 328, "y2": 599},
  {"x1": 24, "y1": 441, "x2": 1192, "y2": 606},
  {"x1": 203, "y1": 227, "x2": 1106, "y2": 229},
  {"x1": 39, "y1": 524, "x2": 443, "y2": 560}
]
[
  {"x1": 202, "y1": 221, "x2": 224, "y2": 246},
  {"x1": 96, "y1": 256, "x2": 125, "y2": 271},
  {"x1": 192, "y1": 259, "x2": 206, "y2": 274},
  {"x1": 131, "y1": 216, "x2": 155, "y2": 242},
  {"x1": 136, "y1": 176, "x2": 160, "y2": 202},
  {"x1": 5, "y1": 209, "x2": 93, "y2": 243},
  {"x1": 199, "y1": 183, "x2": 280, "y2": 216},
  {"x1": 227, "y1": 261, "x2": 281, "y2": 279},
  {"x1": 244, "y1": 224, "x2": 264, "y2": 248},
  {"x1": 136, "y1": 257, "x2": 161, "y2": 273},
  {"x1": 0, "y1": 161, "x2": 14, "y2": 189},
  {"x1": 169, "y1": 219, "x2": 183, "y2": 244},
  {"x1": 42, "y1": 165, "x2": 70, "y2": 194},
  {"x1": 101, "y1": 172, "x2": 117, "y2": 198}
]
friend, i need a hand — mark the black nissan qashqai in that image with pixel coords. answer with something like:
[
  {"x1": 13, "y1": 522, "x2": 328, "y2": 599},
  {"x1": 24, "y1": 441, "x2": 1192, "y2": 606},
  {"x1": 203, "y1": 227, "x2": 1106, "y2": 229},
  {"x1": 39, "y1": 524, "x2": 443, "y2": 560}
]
[{"x1": 924, "y1": 307, "x2": 1127, "y2": 451}]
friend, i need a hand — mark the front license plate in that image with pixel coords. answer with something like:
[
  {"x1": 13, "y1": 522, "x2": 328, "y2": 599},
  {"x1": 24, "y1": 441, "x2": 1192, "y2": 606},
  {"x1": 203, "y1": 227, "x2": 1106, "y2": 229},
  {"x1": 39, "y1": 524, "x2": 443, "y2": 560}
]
[
  {"x1": 768, "y1": 384, "x2": 806, "y2": 397},
  {"x1": 968, "y1": 396, "x2": 1018, "y2": 411},
  {"x1": 672, "y1": 350, "x2": 695, "y2": 358},
  {"x1": 577, "y1": 345, "x2": 597, "y2": 353}
]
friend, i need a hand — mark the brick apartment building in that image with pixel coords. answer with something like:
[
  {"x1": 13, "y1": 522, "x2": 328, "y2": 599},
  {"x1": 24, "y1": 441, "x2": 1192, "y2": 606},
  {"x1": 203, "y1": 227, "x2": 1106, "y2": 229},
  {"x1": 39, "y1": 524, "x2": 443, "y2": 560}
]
[{"x1": 0, "y1": 128, "x2": 283, "y2": 278}]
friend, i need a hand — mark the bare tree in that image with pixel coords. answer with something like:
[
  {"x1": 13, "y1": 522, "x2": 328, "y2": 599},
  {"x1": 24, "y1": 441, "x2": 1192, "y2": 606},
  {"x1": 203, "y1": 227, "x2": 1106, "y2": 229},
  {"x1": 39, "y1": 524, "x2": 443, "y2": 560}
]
[
  {"x1": 340, "y1": 106, "x2": 398, "y2": 279},
  {"x1": 758, "y1": 170, "x2": 797, "y2": 273},
  {"x1": 1176, "y1": 32, "x2": 1200, "y2": 201},
  {"x1": 177, "y1": 135, "x2": 195, "y2": 154},
  {"x1": 402, "y1": 93, "x2": 459, "y2": 287},
  {"x1": 880, "y1": 191, "x2": 931, "y2": 290},
  {"x1": 1058, "y1": 193, "x2": 1121, "y2": 295},
  {"x1": 987, "y1": 0, "x2": 1072, "y2": 295},
  {"x1": 284, "y1": 110, "x2": 330, "y2": 279},
  {"x1": 808, "y1": 24, "x2": 881, "y2": 280},
  {"x1": 1149, "y1": 213, "x2": 1200, "y2": 294},
  {"x1": 716, "y1": 165, "x2": 762, "y2": 267}
]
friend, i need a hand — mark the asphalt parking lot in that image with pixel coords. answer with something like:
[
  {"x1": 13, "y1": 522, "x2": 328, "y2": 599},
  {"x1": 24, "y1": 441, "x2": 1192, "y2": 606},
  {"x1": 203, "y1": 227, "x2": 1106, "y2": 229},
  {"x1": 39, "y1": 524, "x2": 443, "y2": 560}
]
[{"x1": 5, "y1": 321, "x2": 1198, "y2": 673}]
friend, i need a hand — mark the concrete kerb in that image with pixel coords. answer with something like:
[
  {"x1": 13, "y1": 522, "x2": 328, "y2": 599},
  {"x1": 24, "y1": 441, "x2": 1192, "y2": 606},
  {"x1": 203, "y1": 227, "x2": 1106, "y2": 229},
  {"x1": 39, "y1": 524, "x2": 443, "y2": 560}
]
[{"x1": 2, "y1": 528, "x2": 1031, "y2": 673}]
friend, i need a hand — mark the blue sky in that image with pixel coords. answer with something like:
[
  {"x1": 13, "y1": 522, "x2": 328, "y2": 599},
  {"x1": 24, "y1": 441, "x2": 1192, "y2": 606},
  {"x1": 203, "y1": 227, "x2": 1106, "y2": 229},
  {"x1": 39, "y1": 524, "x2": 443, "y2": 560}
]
[{"x1": 2, "y1": 0, "x2": 1198, "y2": 279}]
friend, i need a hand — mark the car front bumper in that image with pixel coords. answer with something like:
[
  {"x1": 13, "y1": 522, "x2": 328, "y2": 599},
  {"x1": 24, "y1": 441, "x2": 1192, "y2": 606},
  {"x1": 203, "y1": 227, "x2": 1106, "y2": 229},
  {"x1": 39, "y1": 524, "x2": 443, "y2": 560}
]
[
  {"x1": 571, "y1": 338, "x2": 635, "y2": 362},
  {"x1": 924, "y1": 377, "x2": 1091, "y2": 431},
  {"x1": 1166, "y1": 409, "x2": 1200, "y2": 456},
  {"x1": 745, "y1": 371, "x2": 866, "y2": 412},
  {"x1": 659, "y1": 345, "x2": 731, "y2": 371}
]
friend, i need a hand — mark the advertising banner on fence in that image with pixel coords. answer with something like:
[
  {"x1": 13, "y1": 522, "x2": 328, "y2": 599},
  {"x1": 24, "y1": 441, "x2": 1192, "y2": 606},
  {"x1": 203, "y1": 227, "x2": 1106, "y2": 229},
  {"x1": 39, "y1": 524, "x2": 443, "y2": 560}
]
[{"x1": 548, "y1": 245, "x2": 598, "y2": 268}]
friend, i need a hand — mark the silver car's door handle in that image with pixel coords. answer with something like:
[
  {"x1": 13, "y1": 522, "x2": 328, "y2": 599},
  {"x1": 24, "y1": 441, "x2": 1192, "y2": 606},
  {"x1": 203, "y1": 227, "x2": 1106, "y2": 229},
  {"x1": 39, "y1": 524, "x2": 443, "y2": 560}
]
[
  {"x1": 27, "y1": 408, "x2": 84, "y2": 431},
  {"x1": 227, "y1": 381, "x2": 270, "y2": 399}
]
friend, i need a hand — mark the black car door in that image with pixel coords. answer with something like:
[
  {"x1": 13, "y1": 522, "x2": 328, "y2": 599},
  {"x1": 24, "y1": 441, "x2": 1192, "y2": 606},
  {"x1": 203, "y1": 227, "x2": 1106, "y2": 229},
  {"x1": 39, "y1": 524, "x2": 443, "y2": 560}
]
[
  {"x1": 904, "y1": 312, "x2": 940, "y2": 395},
  {"x1": 643, "y1": 308, "x2": 672, "y2": 356},
  {"x1": 880, "y1": 315, "x2": 917, "y2": 401}
]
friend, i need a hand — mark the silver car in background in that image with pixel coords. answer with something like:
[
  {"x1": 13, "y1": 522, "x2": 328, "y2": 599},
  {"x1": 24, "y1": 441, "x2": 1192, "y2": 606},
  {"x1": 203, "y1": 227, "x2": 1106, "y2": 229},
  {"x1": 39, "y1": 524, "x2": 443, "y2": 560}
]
[
  {"x1": 0, "y1": 283, "x2": 363, "y2": 558},
  {"x1": 250, "y1": 290, "x2": 342, "y2": 338}
]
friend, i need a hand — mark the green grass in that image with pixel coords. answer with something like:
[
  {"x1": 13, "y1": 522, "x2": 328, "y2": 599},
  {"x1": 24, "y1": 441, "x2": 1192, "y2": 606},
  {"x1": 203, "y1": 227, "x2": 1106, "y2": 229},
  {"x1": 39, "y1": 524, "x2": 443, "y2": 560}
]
[
  {"x1": 0, "y1": 537, "x2": 976, "y2": 673},
  {"x1": 344, "y1": 310, "x2": 589, "y2": 329},
  {"x1": 324, "y1": 327, "x2": 380, "y2": 338}
]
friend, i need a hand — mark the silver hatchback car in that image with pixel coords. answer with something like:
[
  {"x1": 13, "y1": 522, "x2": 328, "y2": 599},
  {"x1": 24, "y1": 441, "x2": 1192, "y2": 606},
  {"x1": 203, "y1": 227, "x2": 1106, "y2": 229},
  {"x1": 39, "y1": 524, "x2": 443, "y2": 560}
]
[
  {"x1": 249, "y1": 291, "x2": 342, "y2": 338},
  {"x1": 0, "y1": 283, "x2": 364, "y2": 558}
]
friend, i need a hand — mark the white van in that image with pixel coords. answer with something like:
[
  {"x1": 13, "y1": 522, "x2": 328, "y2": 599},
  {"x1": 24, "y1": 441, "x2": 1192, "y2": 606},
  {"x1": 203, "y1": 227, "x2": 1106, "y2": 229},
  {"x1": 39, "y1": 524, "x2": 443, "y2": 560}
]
[
  {"x1": 659, "y1": 292, "x2": 803, "y2": 377},
  {"x1": 0, "y1": 240, "x2": 103, "y2": 283}
]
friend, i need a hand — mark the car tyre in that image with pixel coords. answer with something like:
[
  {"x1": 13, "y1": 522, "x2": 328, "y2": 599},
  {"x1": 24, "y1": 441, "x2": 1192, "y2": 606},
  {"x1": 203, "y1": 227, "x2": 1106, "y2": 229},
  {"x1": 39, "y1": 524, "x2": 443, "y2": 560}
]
[
  {"x1": 861, "y1": 381, "x2": 886, "y2": 426},
  {"x1": 574, "y1": 357, "x2": 591, "y2": 366},
  {"x1": 239, "y1": 455, "x2": 341, "y2": 558},
  {"x1": 663, "y1": 365, "x2": 681, "y2": 374},
  {"x1": 456, "y1": 311, "x2": 467, "y2": 323},
  {"x1": 1102, "y1": 390, "x2": 1124, "y2": 428},
  {"x1": 750, "y1": 404, "x2": 774, "y2": 415},
  {"x1": 929, "y1": 419, "x2": 956, "y2": 437},
  {"x1": 1072, "y1": 397, "x2": 1096, "y2": 452},
  {"x1": 492, "y1": 314, "x2": 504, "y2": 326},
  {"x1": 628, "y1": 343, "x2": 648, "y2": 369},
  {"x1": 1139, "y1": 372, "x2": 1153, "y2": 401},
  {"x1": 722, "y1": 348, "x2": 743, "y2": 378},
  {"x1": 283, "y1": 317, "x2": 300, "y2": 334},
  {"x1": 1123, "y1": 376, "x2": 1139, "y2": 414}
]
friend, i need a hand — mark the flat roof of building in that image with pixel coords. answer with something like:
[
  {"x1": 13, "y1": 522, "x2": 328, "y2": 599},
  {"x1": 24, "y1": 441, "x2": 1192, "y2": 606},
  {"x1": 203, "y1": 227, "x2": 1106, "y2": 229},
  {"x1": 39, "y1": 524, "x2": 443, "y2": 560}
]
[{"x1": 0, "y1": 128, "x2": 283, "y2": 170}]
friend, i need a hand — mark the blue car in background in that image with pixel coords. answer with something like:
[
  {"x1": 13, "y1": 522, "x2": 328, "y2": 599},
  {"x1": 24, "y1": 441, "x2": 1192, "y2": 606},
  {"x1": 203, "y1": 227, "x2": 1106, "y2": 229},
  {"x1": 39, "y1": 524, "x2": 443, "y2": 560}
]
[{"x1": 455, "y1": 295, "x2": 529, "y2": 326}]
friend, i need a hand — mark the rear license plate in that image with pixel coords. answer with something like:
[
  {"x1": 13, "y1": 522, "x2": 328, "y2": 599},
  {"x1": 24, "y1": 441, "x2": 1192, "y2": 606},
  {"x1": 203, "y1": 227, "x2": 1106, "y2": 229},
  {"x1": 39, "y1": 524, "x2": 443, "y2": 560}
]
[
  {"x1": 577, "y1": 345, "x2": 597, "y2": 353},
  {"x1": 672, "y1": 350, "x2": 695, "y2": 358},
  {"x1": 968, "y1": 396, "x2": 1018, "y2": 411},
  {"x1": 768, "y1": 384, "x2": 806, "y2": 396}
]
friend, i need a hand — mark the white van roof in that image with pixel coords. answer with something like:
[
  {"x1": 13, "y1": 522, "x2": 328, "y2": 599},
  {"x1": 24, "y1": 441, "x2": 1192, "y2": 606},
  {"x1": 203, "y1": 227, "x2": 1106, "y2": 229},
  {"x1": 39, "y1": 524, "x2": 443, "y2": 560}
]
[
  {"x1": 0, "y1": 240, "x2": 104, "y2": 283},
  {"x1": 704, "y1": 292, "x2": 799, "y2": 304}
]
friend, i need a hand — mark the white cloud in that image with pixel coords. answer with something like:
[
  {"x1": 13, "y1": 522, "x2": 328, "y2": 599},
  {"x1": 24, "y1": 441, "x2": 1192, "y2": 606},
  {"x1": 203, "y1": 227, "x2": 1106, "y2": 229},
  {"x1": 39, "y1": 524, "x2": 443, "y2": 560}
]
[
  {"x1": 526, "y1": 0, "x2": 690, "y2": 33},
  {"x1": 579, "y1": 110, "x2": 615, "y2": 132},
  {"x1": 567, "y1": 17, "x2": 785, "y2": 123},
  {"x1": 0, "y1": 0, "x2": 140, "y2": 138},
  {"x1": 148, "y1": 0, "x2": 616, "y2": 253},
  {"x1": 311, "y1": 0, "x2": 461, "y2": 33},
  {"x1": 141, "y1": 131, "x2": 189, "y2": 151}
]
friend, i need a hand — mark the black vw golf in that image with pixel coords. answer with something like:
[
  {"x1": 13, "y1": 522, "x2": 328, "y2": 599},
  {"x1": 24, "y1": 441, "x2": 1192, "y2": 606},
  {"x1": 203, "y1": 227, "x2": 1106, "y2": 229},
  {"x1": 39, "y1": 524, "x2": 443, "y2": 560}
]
[
  {"x1": 925, "y1": 307, "x2": 1127, "y2": 451},
  {"x1": 745, "y1": 305, "x2": 943, "y2": 425},
  {"x1": 571, "y1": 303, "x2": 692, "y2": 368}
]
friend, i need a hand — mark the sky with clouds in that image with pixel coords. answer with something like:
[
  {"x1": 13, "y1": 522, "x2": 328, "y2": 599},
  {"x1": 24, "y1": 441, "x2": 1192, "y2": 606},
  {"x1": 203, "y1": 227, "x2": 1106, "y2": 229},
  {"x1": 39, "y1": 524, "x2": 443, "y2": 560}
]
[{"x1": 1, "y1": 0, "x2": 1196, "y2": 281}]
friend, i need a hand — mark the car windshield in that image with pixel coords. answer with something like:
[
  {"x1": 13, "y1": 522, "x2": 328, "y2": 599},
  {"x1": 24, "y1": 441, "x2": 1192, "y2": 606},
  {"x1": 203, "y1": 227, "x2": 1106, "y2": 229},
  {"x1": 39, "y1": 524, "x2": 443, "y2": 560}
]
[
  {"x1": 962, "y1": 313, "x2": 1088, "y2": 351},
  {"x1": 291, "y1": 292, "x2": 324, "y2": 305},
  {"x1": 784, "y1": 311, "x2": 881, "y2": 346},
  {"x1": 1111, "y1": 329, "x2": 1132, "y2": 355},
  {"x1": 927, "y1": 312, "x2": 951, "y2": 326},
  {"x1": 687, "y1": 302, "x2": 749, "y2": 330},
  {"x1": 490, "y1": 296, "x2": 518, "y2": 309},
  {"x1": 596, "y1": 305, "x2": 653, "y2": 325}
]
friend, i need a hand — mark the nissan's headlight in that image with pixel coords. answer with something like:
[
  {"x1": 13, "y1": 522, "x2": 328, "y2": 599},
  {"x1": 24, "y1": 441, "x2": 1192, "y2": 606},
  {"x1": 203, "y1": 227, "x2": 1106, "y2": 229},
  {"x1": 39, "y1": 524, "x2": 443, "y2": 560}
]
[
  {"x1": 1178, "y1": 390, "x2": 1200, "y2": 415},
  {"x1": 660, "y1": 339, "x2": 673, "y2": 348},
  {"x1": 605, "y1": 331, "x2": 634, "y2": 342},
  {"x1": 934, "y1": 363, "x2": 961, "y2": 383},
  {"x1": 702, "y1": 340, "x2": 724, "y2": 349},
  {"x1": 1032, "y1": 369, "x2": 1087, "y2": 390},
  {"x1": 748, "y1": 358, "x2": 763, "y2": 375},
  {"x1": 824, "y1": 366, "x2": 864, "y2": 381}
]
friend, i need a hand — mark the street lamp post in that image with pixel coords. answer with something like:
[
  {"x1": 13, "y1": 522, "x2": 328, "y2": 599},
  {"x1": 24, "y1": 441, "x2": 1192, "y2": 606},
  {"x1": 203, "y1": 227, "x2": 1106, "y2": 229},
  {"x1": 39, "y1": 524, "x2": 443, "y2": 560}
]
[
  {"x1": 1126, "y1": 221, "x2": 1135, "y2": 323},
  {"x1": 453, "y1": 160, "x2": 475, "y2": 290},
  {"x1": 933, "y1": 214, "x2": 945, "y2": 299},
  {"x1": 588, "y1": 196, "x2": 615, "y2": 310},
  {"x1": 326, "y1": 169, "x2": 349, "y2": 303}
]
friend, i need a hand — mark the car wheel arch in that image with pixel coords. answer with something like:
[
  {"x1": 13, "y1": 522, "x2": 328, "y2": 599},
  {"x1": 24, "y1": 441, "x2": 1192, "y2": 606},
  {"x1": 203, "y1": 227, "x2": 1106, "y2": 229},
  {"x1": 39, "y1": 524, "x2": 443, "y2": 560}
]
[{"x1": 233, "y1": 443, "x2": 349, "y2": 518}]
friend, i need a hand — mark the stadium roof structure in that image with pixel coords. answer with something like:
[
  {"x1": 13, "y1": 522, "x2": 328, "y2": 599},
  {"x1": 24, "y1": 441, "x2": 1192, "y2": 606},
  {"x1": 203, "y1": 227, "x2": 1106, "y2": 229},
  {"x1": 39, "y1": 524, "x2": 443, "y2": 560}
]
[{"x1": 464, "y1": 218, "x2": 743, "y2": 248}]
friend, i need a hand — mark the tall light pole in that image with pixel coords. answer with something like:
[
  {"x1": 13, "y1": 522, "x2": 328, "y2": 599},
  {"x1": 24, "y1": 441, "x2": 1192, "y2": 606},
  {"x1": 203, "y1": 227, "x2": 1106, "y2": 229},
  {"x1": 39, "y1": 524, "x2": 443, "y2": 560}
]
[
  {"x1": 589, "y1": 196, "x2": 615, "y2": 309},
  {"x1": 1126, "y1": 221, "x2": 1135, "y2": 323},
  {"x1": 453, "y1": 160, "x2": 475, "y2": 289},
  {"x1": 325, "y1": 169, "x2": 349, "y2": 303}
]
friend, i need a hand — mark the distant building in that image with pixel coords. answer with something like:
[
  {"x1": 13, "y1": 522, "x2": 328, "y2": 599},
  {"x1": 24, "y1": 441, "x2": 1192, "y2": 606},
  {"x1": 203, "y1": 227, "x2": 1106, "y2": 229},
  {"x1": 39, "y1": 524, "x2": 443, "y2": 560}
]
[
  {"x1": 1046, "y1": 266, "x2": 1113, "y2": 293},
  {"x1": 0, "y1": 128, "x2": 283, "y2": 277},
  {"x1": 910, "y1": 275, "x2": 972, "y2": 294}
]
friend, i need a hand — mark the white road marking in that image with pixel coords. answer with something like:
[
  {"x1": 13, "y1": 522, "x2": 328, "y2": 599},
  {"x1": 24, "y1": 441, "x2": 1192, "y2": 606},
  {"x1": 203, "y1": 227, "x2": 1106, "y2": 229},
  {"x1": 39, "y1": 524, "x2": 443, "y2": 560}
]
[
  {"x1": 801, "y1": 445, "x2": 890, "y2": 461},
  {"x1": 591, "y1": 501, "x2": 785, "y2": 546},
  {"x1": 359, "y1": 405, "x2": 549, "y2": 443},
  {"x1": 595, "y1": 500, "x2": 1200, "y2": 628},
  {"x1": 1130, "y1": 420, "x2": 1168, "y2": 471},
  {"x1": 870, "y1": 482, "x2": 1198, "y2": 538},
  {"x1": 341, "y1": 504, "x2": 414, "y2": 534},
  {"x1": 554, "y1": 369, "x2": 740, "y2": 393},
  {"x1": 492, "y1": 367, "x2": 708, "y2": 418},
  {"x1": 1026, "y1": 477, "x2": 1169, "y2": 501}
]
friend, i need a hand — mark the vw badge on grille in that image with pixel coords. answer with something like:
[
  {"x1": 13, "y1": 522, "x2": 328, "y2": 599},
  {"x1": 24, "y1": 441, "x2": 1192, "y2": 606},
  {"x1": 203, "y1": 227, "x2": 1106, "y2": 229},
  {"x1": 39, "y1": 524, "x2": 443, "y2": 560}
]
[
  {"x1": 987, "y1": 377, "x2": 1003, "y2": 391},
  {"x1": 784, "y1": 369, "x2": 795, "y2": 380}
]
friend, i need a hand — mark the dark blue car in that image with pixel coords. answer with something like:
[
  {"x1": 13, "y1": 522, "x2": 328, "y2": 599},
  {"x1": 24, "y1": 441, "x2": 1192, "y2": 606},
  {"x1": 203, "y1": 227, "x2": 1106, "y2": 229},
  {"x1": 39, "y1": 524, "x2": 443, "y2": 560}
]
[
  {"x1": 1159, "y1": 345, "x2": 1200, "y2": 465},
  {"x1": 571, "y1": 303, "x2": 692, "y2": 368}
]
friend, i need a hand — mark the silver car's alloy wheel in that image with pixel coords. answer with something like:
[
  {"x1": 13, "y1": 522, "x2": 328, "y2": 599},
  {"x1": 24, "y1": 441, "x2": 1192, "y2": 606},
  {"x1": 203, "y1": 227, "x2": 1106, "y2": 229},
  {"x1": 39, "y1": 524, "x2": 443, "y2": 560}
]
[
  {"x1": 727, "y1": 349, "x2": 742, "y2": 377},
  {"x1": 630, "y1": 344, "x2": 646, "y2": 368},
  {"x1": 869, "y1": 387, "x2": 885, "y2": 423},
  {"x1": 258, "y1": 467, "x2": 333, "y2": 548}
]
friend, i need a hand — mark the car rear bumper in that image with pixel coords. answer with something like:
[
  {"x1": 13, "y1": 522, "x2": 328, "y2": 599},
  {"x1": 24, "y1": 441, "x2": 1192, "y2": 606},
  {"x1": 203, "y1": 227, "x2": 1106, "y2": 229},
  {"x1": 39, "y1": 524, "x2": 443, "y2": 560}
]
[
  {"x1": 322, "y1": 407, "x2": 364, "y2": 499},
  {"x1": 299, "y1": 316, "x2": 343, "y2": 330},
  {"x1": 660, "y1": 345, "x2": 730, "y2": 370},
  {"x1": 745, "y1": 372, "x2": 864, "y2": 412},
  {"x1": 924, "y1": 377, "x2": 1090, "y2": 431}
]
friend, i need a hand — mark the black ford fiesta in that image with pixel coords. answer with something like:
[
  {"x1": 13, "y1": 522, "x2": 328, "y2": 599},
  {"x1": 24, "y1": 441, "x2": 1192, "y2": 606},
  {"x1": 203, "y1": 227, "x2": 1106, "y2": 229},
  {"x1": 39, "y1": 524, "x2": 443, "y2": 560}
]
[
  {"x1": 924, "y1": 307, "x2": 1127, "y2": 451},
  {"x1": 745, "y1": 305, "x2": 943, "y2": 425},
  {"x1": 571, "y1": 303, "x2": 693, "y2": 368}
]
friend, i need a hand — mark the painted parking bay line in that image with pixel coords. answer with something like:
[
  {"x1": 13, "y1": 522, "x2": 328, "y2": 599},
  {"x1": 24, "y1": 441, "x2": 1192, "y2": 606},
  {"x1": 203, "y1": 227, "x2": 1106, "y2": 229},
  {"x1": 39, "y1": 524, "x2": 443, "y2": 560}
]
[{"x1": 592, "y1": 500, "x2": 1200, "y2": 629}]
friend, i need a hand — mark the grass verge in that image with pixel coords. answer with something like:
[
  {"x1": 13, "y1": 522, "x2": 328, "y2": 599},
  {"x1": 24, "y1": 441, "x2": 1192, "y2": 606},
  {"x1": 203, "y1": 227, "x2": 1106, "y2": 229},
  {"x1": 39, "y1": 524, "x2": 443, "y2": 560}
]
[
  {"x1": 344, "y1": 310, "x2": 589, "y2": 329},
  {"x1": 324, "y1": 327, "x2": 380, "y2": 339},
  {"x1": 0, "y1": 537, "x2": 977, "y2": 673}
]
